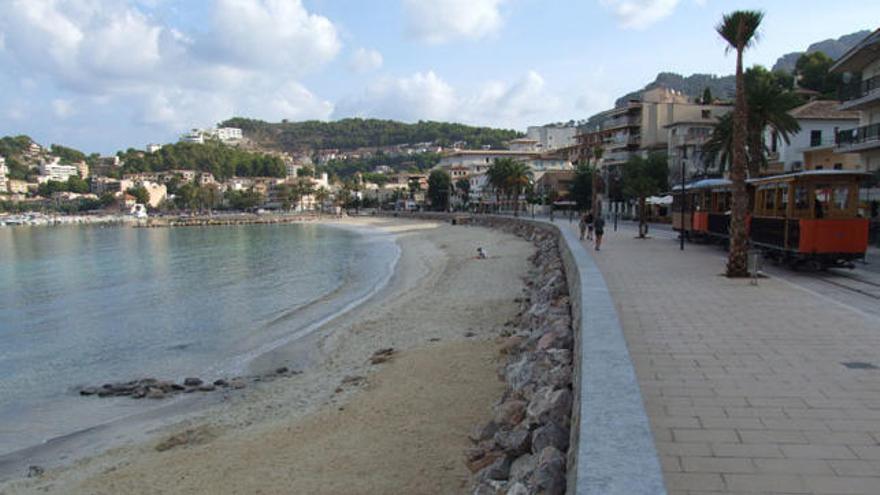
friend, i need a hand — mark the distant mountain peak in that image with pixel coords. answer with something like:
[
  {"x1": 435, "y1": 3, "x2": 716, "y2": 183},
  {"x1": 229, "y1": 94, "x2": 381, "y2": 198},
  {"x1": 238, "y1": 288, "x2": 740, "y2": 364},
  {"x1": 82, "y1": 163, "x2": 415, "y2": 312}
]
[{"x1": 772, "y1": 30, "x2": 871, "y2": 73}]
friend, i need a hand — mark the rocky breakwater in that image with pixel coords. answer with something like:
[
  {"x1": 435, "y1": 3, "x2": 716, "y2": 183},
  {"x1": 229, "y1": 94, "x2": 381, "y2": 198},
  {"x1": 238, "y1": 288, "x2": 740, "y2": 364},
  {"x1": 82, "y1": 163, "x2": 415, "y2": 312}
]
[
  {"x1": 78, "y1": 366, "x2": 301, "y2": 400},
  {"x1": 466, "y1": 222, "x2": 574, "y2": 495}
]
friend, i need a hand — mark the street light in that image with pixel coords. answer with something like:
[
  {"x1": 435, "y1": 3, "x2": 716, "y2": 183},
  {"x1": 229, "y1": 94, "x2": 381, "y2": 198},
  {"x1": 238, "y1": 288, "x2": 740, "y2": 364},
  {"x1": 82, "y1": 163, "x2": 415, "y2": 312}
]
[{"x1": 679, "y1": 155, "x2": 685, "y2": 251}]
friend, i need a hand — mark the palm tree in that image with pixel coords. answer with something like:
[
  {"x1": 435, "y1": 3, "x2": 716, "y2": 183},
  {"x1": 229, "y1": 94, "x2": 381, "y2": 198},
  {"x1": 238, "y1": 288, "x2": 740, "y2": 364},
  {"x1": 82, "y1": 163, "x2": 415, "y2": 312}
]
[
  {"x1": 487, "y1": 158, "x2": 513, "y2": 212},
  {"x1": 314, "y1": 187, "x2": 329, "y2": 214},
  {"x1": 504, "y1": 161, "x2": 532, "y2": 217},
  {"x1": 717, "y1": 9, "x2": 763, "y2": 278},
  {"x1": 744, "y1": 67, "x2": 801, "y2": 176}
]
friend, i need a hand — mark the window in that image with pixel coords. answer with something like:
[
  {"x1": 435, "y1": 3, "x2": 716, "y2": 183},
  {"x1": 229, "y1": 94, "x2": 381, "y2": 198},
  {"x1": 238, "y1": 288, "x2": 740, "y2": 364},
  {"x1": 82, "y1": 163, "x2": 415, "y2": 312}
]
[
  {"x1": 763, "y1": 186, "x2": 776, "y2": 212},
  {"x1": 780, "y1": 187, "x2": 789, "y2": 214},
  {"x1": 816, "y1": 165, "x2": 824, "y2": 170},
  {"x1": 833, "y1": 163, "x2": 843, "y2": 170},
  {"x1": 833, "y1": 186, "x2": 850, "y2": 211},
  {"x1": 814, "y1": 184, "x2": 831, "y2": 218},
  {"x1": 810, "y1": 130, "x2": 822, "y2": 147},
  {"x1": 794, "y1": 186, "x2": 809, "y2": 210},
  {"x1": 701, "y1": 109, "x2": 711, "y2": 119},
  {"x1": 771, "y1": 131, "x2": 779, "y2": 153}
]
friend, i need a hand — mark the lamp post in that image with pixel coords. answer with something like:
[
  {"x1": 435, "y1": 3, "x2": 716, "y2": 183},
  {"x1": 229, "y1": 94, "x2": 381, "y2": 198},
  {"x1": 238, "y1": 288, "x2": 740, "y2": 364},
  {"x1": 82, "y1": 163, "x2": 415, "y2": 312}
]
[{"x1": 680, "y1": 155, "x2": 685, "y2": 251}]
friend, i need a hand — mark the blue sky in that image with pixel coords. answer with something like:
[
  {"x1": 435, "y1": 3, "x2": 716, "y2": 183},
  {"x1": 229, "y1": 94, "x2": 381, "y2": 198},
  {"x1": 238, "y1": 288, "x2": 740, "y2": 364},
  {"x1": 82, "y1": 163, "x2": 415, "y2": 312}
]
[{"x1": 0, "y1": 0, "x2": 878, "y2": 154}]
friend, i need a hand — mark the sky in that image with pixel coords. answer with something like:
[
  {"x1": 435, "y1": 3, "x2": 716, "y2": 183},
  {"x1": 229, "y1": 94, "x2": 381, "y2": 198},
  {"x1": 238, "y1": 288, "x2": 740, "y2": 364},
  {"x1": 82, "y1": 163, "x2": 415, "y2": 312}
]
[{"x1": 0, "y1": 0, "x2": 878, "y2": 154}]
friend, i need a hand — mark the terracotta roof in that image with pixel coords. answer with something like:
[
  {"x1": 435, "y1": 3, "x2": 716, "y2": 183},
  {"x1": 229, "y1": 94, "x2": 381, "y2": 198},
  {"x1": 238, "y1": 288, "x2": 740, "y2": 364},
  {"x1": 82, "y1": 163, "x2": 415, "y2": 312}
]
[{"x1": 789, "y1": 100, "x2": 859, "y2": 120}]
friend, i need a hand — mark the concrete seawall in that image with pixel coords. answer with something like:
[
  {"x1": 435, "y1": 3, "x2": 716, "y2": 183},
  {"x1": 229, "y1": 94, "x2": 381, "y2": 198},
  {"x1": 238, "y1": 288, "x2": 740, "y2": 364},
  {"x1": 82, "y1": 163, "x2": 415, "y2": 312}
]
[{"x1": 390, "y1": 212, "x2": 665, "y2": 495}]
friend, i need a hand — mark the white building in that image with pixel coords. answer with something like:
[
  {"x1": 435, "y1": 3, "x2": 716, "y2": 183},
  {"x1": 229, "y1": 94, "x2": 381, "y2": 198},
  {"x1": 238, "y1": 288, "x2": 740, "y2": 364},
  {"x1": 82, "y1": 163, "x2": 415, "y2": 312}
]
[
  {"x1": 206, "y1": 127, "x2": 244, "y2": 143},
  {"x1": 767, "y1": 100, "x2": 861, "y2": 172},
  {"x1": 508, "y1": 138, "x2": 540, "y2": 152},
  {"x1": 286, "y1": 162, "x2": 302, "y2": 179},
  {"x1": 39, "y1": 159, "x2": 79, "y2": 183},
  {"x1": 0, "y1": 156, "x2": 8, "y2": 193},
  {"x1": 146, "y1": 143, "x2": 164, "y2": 153},
  {"x1": 526, "y1": 125, "x2": 577, "y2": 151},
  {"x1": 180, "y1": 130, "x2": 204, "y2": 144}
]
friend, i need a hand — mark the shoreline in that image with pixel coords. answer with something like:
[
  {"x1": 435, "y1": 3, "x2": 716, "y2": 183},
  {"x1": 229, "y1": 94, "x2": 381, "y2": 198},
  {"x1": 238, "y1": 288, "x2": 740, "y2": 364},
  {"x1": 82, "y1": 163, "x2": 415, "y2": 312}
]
[
  {"x1": 0, "y1": 218, "x2": 399, "y2": 481},
  {"x1": 1, "y1": 217, "x2": 535, "y2": 494}
]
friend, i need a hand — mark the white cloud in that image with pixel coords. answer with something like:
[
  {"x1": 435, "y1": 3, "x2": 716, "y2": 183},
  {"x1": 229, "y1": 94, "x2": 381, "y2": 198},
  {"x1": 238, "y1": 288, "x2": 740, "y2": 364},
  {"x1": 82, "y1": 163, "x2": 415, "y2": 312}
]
[
  {"x1": 206, "y1": 0, "x2": 341, "y2": 74},
  {"x1": 348, "y1": 48, "x2": 383, "y2": 73},
  {"x1": 600, "y1": 0, "x2": 680, "y2": 29},
  {"x1": 0, "y1": 0, "x2": 340, "y2": 137},
  {"x1": 52, "y1": 98, "x2": 75, "y2": 118},
  {"x1": 335, "y1": 70, "x2": 561, "y2": 129},
  {"x1": 402, "y1": 0, "x2": 507, "y2": 44}
]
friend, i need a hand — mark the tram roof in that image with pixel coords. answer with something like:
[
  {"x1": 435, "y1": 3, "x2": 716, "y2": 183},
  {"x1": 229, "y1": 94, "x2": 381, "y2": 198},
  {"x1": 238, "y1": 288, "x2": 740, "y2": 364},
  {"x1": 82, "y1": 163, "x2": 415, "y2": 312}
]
[
  {"x1": 671, "y1": 178, "x2": 732, "y2": 191},
  {"x1": 748, "y1": 170, "x2": 873, "y2": 184}
]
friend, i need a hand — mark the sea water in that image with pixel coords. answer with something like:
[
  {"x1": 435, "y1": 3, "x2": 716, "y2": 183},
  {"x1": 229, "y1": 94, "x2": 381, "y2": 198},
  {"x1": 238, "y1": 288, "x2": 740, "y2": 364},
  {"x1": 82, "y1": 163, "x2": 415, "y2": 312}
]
[{"x1": 0, "y1": 222, "x2": 397, "y2": 456}]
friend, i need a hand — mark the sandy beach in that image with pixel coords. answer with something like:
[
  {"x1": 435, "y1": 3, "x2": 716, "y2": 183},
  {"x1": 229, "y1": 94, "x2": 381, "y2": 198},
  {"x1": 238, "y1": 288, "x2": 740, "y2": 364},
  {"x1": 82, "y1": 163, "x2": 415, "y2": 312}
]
[{"x1": 1, "y1": 217, "x2": 534, "y2": 494}]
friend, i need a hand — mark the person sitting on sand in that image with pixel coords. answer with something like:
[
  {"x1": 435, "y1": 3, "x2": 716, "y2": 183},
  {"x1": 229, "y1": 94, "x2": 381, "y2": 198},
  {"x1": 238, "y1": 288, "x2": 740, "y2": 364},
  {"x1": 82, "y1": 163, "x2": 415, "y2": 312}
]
[{"x1": 477, "y1": 247, "x2": 488, "y2": 259}]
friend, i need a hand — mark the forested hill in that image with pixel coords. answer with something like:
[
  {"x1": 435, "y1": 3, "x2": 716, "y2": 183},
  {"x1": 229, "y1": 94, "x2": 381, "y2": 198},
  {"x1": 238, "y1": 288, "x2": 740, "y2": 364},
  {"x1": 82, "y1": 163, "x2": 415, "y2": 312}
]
[{"x1": 220, "y1": 118, "x2": 524, "y2": 152}]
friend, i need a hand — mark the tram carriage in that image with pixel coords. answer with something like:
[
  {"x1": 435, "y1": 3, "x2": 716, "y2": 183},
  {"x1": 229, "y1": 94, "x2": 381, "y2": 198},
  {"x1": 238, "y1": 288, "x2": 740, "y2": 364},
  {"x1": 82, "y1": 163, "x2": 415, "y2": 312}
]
[
  {"x1": 672, "y1": 179, "x2": 733, "y2": 241},
  {"x1": 674, "y1": 171, "x2": 870, "y2": 269},
  {"x1": 748, "y1": 170, "x2": 870, "y2": 269}
]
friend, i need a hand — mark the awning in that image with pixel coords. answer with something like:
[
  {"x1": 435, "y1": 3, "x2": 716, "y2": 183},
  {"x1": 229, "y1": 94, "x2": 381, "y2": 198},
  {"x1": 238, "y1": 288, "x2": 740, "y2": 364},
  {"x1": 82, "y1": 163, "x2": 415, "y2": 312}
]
[{"x1": 646, "y1": 195, "x2": 673, "y2": 206}]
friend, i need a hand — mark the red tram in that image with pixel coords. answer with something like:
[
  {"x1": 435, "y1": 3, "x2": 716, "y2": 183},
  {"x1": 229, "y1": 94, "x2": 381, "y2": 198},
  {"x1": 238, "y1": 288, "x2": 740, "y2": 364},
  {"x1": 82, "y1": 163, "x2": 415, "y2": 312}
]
[{"x1": 672, "y1": 171, "x2": 870, "y2": 269}]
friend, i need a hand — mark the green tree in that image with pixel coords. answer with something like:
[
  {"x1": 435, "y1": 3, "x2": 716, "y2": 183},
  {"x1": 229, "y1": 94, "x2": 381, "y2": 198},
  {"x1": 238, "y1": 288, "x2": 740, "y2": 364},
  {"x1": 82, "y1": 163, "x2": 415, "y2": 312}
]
[
  {"x1": 622, "y1": 153, "x2": 669, "y2": 238},
  {"x1": 718, "y1": 9, "x2": 764, "y2": 277},
  {"x1": 704, "y1": 66, "x2": 802, "y2": 178},
  {"x1": 427, "y1": 169, "x2": 452, "y2": 211},
  {"x1": 314, "y1": 187, "x2": 330, "y2": 213},
  {"x1": 126, "y1": 186, "x2": 150, "y2": 206},
  {"x1": 702, "y1": 87, "x2": 713, "y2": 104},
  {"x1": 67, "y1": 175, "x2": 90, "y2": 194},
  {"x1": 50, "y1": 144, "x2": 87, "y2": 164},
  {"x1": 569, "y1": 164, "x2": 594, "y2": 211},
  {"x1": 795, "y1": 51, "x2": 841, "y2": 96}
]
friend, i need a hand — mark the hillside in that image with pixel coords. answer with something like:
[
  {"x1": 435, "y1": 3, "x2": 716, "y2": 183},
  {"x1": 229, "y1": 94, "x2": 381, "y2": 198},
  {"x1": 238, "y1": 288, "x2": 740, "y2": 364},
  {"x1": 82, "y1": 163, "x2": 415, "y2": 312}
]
[
  {"x1": 609, "y1": 30, "x2": 869, "y2": 112},
  {"x1": 772, "y1": 30, "x2": 870, "y2": 73},
  {"x1": 220, "y1": 117, "x2": 523, "y2": 153},
  {"x1": 614, "y1": 72, "x2": 735, "y2": 107}
]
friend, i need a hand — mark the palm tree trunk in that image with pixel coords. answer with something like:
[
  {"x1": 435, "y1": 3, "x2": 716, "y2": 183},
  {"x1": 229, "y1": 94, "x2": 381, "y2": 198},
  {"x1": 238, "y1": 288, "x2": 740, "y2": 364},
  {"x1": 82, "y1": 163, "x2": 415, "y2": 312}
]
[{"x1": 727, "y1": 45, "x2": 750, "y2": 277}]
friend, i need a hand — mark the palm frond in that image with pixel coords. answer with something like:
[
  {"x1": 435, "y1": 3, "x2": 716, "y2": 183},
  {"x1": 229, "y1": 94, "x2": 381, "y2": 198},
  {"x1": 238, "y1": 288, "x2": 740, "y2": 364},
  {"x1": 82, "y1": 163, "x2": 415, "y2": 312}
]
[{"x1": 717, "y1": 10, "x2": 764, "y2": 52}]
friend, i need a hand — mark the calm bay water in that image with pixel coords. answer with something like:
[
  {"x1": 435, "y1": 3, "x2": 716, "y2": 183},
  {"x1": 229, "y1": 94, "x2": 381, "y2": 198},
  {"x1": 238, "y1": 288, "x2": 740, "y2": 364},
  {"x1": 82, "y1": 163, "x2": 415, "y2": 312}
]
[{"x1": 0, "y1": 222, "x2": 397, "y2": 455}]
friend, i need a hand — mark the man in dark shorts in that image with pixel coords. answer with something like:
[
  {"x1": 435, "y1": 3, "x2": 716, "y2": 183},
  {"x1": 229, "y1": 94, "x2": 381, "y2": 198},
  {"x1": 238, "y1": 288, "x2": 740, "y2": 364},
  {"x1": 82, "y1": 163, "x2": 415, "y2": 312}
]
[{"x1": 594, "y1": 215, "x2": 605, "y2": 251}]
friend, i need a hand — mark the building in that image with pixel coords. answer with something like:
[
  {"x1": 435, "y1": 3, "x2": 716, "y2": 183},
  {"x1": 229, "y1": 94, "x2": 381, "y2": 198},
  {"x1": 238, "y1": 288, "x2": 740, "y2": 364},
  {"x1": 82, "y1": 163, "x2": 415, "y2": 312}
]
[
  {"x1": 91, "y1": 177, "x2": 122, "y2": 195},
  {"x1": 39, "y1": 159, "x2": 79, "y2": 183},
  {"x1": 526, "y1": 125, "x2": 577, "y2": 151},
  {"x1": 76, "y1": 161, "x2": 89, "y2": 179},
  {"x1": 286, "y1": 162, "x2": 302, "y2": 179},
  {"x1": 180, "y1": 130, "x2": 205, "y2": 144},
  {"x1": 832, "y1": 28, "x2": 880, "y2": 173},
  {"x1": 209, "y1": 127, "x2": 243, "y2": 142},
  {"x1": 437, "y1": 150, "x2": 572, "y2": 177},
  {"x1": 575, "y1": 87, "x2": 732, "y2": 212},
  {"x1": 146, "y1": 143, "x2": 163, "y2": 153},
  {"x1": 666, "y1": 119, "x2": 719, "y2": 183},
  {"x1": 767, "y1": 100, "x2": 860, "y2": 172},
  {"x1": 0, "y1": 156, "x2": 7, "y2": 193},
  {"x1": 534, "y1": 170, "x2": 577, "y2": 202},
  {"x1": 508, "y1": 138, "x2": 540, "y2": 152},
  {"x1": 7, "y1": 179, "x2": 29, "y2": 195}
]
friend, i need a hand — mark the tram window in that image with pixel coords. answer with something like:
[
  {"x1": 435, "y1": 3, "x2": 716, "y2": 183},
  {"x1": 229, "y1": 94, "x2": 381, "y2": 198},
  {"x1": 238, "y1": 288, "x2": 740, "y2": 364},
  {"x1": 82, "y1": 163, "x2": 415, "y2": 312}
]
[
  {"x1": 794, "y1": 186, "x2": 808, "y2": 211},
  {"x1": 814, "y1": 184, "x2": 831, "y2": 218},
  {"x1": 764, "y1": 188, "x2": 776, "y2": 213},
  {"x1": 780, "y1": 188, "x2": 789, "y2": 214},
  {"x1": 833, "y1": 186, "x2": 850, "y2": 211}
]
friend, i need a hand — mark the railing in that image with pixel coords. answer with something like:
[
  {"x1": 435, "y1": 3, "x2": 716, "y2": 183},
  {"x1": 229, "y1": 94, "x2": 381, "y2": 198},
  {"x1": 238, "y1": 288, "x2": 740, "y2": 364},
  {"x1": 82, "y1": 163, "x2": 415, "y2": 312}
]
[
  {"x1": 837, "y1": 123, "x2": 880, "y2": 148},
  {"x1": 838, "y1": 74, "x2": 880, "y2": 102},
  {"x1": 601, "y1": 117, "x2": 642, "y2": 130}
]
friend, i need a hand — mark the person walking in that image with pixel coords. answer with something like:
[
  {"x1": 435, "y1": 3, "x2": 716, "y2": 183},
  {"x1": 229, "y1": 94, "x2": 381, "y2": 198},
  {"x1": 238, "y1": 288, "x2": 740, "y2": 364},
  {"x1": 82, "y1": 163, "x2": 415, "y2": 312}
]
[
  {"x1": 585, "y1": 211, "x2": 594, "y2": 240},
  {"x1": 578, "y1": 212, "x2": 587, "y2": 240},
  {"x1": 594, "y1": 215, "x2": 605, "y2": 251}
]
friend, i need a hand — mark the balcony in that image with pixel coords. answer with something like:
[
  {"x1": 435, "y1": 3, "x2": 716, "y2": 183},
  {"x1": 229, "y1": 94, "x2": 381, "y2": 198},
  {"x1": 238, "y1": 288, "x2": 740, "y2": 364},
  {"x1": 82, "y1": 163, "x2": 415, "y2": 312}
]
[
  {"x1": 838, "y1": 74, "x2": 880, "y2": 111},
  {"x1": 601, "y1": 117, "x2": 642, "y2": 131},
  {"x1": 836, "y1": 123, "x2": 880, "y2": 152}
]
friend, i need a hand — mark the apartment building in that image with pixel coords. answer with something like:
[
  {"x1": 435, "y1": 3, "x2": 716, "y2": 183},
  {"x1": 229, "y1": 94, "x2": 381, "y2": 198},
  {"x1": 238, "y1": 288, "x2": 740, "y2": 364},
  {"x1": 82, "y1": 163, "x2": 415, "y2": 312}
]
[
  {"x1": 832, "y1": 28, "x2": 880, "y2": 173},
  {"x1": 0, "y1": 157, "x2": 8, "y2": 193},
  {"x1": 526, "y1": 125, "x2": 577, "y2": 151},
  {"x1": 767, "y1": 100, "x2": 860, "y2": 172}
]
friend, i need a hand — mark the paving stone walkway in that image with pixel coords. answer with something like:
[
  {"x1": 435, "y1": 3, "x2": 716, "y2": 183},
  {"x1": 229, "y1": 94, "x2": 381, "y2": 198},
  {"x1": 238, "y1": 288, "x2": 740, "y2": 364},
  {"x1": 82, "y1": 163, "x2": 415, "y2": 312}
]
[{"x1": 574, "y1": 224, "x2": 880, "y2": 494}]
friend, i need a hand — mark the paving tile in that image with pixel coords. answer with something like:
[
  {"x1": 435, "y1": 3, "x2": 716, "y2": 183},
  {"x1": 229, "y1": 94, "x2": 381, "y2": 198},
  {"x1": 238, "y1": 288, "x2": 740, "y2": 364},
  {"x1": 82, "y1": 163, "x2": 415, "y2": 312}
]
[{"x1": 681, "y1": 456, "x2": 756, "y2": 474}]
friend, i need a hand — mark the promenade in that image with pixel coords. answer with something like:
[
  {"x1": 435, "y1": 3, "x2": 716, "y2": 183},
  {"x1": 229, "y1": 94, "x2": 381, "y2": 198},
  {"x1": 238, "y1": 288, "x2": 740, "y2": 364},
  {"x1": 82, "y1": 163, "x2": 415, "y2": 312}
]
[{"x1": 576, "y1": 223, "x2": 880, "y2": 494}]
